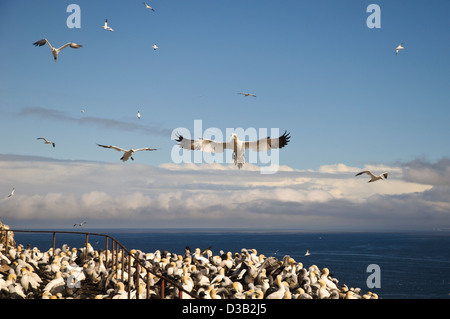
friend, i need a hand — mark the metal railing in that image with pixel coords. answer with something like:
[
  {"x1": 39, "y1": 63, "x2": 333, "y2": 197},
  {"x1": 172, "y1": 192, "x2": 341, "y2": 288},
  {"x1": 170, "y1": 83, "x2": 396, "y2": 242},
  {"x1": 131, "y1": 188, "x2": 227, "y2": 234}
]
[{"x1": 0, "y1": 229, "x2": 198, "y2": 299}]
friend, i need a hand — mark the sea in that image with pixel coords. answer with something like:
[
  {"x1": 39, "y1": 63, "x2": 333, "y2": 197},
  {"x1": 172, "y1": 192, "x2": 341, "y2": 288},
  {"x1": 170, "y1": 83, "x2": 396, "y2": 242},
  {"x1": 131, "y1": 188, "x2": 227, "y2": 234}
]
[{"x1": 10, "y1": 229, "x2": 450, "y2": 299}]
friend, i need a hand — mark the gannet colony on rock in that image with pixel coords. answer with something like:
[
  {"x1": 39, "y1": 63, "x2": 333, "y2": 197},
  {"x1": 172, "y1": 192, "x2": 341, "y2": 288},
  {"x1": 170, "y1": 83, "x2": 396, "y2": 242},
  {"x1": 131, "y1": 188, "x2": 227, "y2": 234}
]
[{"x1": 0, "y1": 225, "x2": 377, "y2": 299}]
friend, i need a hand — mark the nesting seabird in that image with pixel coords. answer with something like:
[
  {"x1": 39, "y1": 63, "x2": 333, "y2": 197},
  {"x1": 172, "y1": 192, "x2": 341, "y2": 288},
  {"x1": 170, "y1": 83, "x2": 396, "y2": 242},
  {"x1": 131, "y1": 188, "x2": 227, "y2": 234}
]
[
  {"x1": 101, "y1": 19, "x2": 114, "y2": 31},
  {"x1": 97, "y1": 144, "x2": 158, "y2": 162},
  {"x1": 395, "y1": 43, "x2": 404, "y2": 55},
  {"x1": 175, "y1": 131, "x2": 290, "y2": 169},
  {"x1": 238, "y1": 92, "x2": 256, "y2": 97},
  {"x1": 355, "y1": 170, "x2": 388, "y2": 183},
  {"x1": 143, "y1": 2, "x2": 155, "y2": 11},
  {"x1": 37, "y1": 137, "x2": 55, "y2": 148},
  {"x1": 32, "y1": 39, "x2": 82, "y2": 62}
]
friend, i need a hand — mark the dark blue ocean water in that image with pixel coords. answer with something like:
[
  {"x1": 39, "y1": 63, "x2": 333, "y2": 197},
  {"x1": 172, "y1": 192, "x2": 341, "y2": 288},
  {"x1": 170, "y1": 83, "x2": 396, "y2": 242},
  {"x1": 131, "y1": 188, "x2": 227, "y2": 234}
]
[{"x1": 11, "y1": 229, "x2": 450, "y2": 299}]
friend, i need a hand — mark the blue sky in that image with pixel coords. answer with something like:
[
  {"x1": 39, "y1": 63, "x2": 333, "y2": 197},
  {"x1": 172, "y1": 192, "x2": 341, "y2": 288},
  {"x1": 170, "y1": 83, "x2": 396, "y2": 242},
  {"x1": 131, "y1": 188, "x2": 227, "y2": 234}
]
[{"x1": 0, "y1": 1, "x2": 449, "y2": 230}]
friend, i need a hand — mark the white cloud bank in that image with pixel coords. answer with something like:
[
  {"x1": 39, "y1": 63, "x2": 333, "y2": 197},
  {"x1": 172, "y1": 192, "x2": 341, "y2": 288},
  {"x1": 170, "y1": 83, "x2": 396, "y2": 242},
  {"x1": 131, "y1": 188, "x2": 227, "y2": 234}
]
[{"x1": 1, "y1": 154, "x2": 449, "y2": 231}]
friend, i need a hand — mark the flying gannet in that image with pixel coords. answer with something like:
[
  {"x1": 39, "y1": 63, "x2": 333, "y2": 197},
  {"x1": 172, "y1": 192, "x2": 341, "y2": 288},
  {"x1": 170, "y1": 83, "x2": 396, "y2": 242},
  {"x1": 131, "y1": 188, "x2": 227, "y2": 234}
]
[
  {"x1": 137, "y1": 111, "x2": 141, "y2": 119},
  {"x1": 395, "y1": 43, "x2": 404, "y2": 55},
  {"x1": 143, "y1": 2, "x2": 155, "y2": 11},
  {"x1": 355, "y1": 170, "x2": 388, "y2": 183},
  {"x1": 37, "y1": 137, "x2": 55, "y2": 148},
  {"x1": 238, "y1": 92, "x2": 256, "y2": 97},
  {"x1": 152, "y1": 44, "x2": 158, "y2": 50},
  {"x1": 73, "y1": 221, "x2": 87, "y2": 227},
  {"x1": 305, "y1": 249, "x2": 310, "y2": 256},
  {"x1": 101, "y1": 19, "x2": 114, "y2": 31},
  {"x1": 32, "y1": 39, "x2": 82, "y2": 62},
  {"x1": 7, "y1": 188, "x2": 15, "y2": 198},
  {"x1": 97, "y1": 144, "x2": 158, "y2": 162},
  {"x1": 175, "y1": 130, "x2": 290, "y2": 169}
]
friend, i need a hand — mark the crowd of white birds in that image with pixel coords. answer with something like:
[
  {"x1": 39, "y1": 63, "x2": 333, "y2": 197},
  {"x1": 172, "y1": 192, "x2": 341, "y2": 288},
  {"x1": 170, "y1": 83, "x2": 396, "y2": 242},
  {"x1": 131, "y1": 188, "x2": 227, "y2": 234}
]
[{"x1": 0, "y1": 225, "x2": 377, "y2": 299}]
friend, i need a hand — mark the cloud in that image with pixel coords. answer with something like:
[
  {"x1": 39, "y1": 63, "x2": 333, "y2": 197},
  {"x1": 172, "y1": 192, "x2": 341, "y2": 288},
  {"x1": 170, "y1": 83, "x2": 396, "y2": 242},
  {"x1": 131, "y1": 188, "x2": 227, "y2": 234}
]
[
  {"x1": 402, "y1": 158, "x2": 450, "y2": 186},
  {"x1": 19, "y1": 106, "x2": 172, "y2": 137},
  {"x1": 0, "y1": 155, "x2": 448, "y2": 230}
]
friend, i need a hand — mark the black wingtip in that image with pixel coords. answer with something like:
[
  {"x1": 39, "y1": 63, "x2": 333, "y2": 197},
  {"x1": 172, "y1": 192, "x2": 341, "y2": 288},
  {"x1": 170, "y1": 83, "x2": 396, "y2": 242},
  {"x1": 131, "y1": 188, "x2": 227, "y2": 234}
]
[{"x1": 174, "y1": 132, "x2": 183, "y2": 142}]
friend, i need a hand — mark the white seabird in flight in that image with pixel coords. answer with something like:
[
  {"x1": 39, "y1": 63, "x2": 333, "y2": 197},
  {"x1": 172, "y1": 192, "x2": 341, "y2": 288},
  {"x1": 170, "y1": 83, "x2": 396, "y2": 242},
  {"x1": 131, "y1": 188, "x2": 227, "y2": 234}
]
[
  {"x1": 395, "y1": 43, "x2": 404, "y2": 55},
  {"x1": 355, "y1": 170, "x2": 388, "y2": 183},
  {"x1": 152, "y1": 44, "x2": 158, "y2": 50},
  {"x1": 143, "y1": 2, "x2": 155, "y2": 11},
  {"x1": 97, "y1": 144, "x2": 158, "y2": 162},
  {"x1": 37, "y1": 137, "x2": 55, "y2": 148},
  {"x1": 137, "y1": 111, "x2": 141, "y2": 119},
  {"x1": 175, "y1": 131, "x2": 290, "y2": 169},
  {"x1": 73, "y1": 221, "x2": 86, "y2": 227},
  {"x1": 7, "y1": 188, "x2": 15, "y2": 198},
  {"x1": 33, "y1": 39, "x2": 82, "y2": 62},
  {"x1": 237, "y1": 92, "x2": 256, "y2": 97},
  {"x1": 304, "y1": 249, "x2": 310, "y2": 256},
  {"x1": 101, "y1": 19, "x2": 114, "y2": 31}
]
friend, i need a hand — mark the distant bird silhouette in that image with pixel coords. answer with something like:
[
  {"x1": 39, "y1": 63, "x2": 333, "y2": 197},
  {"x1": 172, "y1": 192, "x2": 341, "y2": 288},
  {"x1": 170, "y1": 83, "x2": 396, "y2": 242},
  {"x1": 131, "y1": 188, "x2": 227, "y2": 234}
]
[
  {"x1": 73, "y1": 221, "x2": 86, "y2": 227},
  {"x1": 101, "y1": 19, "x2": 114, "y2": 31},
  {"x1": 37, "y1": 137, "x2": 55, "y2": 148},
  {"x1": 143, "y1": 2, "x2": 155, "y2": 11},
  {"x1": 238, "y1": 92, "x2": 256, "y2": 97},
  {"x1": 7, "y1": 188, "x2": 15, "y2": 198},
  {"x1": 395, "y1": 43, "x2": 404, "y2": 55}
]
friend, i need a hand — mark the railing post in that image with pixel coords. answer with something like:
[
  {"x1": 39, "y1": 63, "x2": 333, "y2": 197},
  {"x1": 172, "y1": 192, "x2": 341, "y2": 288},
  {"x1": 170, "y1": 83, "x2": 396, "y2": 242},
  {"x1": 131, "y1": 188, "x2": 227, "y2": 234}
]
[
  {"x1": 52, "y1": 232, "x2": 56, "y2": 256},
  {"x1": 161, "y1": 279, "x2": 165, "y2": 299},
  {"x1": 115, "y1": 242, "x2": 119, "y2": 280},
  {"x1": 128, "y1": 254, "x2": 132, "y2": 299},
  {"x1": 85, "y1": 233, "x2": 89, "y2": 262},
  {"x1": 146, "y1": 270, "x2": 150, "y2": 299},
  {"x1": 4, "y1": 230, "x2": 9, "y2": 255},
  {"x1": 135, "y1": 256, "x2": 140, "y2": 300}
]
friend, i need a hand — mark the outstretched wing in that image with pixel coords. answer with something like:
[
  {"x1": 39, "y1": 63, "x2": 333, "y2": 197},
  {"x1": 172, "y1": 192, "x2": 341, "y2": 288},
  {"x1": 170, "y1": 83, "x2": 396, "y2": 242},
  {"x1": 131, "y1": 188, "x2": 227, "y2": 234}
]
[
  {"x1": 33, "y1": 38, "x2": 52, "y2": 49},
  {"x1": 245, "y1": 131, "x2": 290, "y2": 151},
  {"x1": 37, "y1": 137, "x2": 48, "y2": 142},
  {"x1": 175, "y1": 133, "x2": 230, "y2": 153},
  {"x1": 134, "y1": 148, "x2": 158, "y2": 152},
  {"x1": 97, "y1": 144, "x2": 127, "y2": 152},
  {"x1": 355, "y1": 170, "x2": 376, "y2": 178},
  {"x1": 58, "y1": 42, "x2": 83, "y2": 50}
]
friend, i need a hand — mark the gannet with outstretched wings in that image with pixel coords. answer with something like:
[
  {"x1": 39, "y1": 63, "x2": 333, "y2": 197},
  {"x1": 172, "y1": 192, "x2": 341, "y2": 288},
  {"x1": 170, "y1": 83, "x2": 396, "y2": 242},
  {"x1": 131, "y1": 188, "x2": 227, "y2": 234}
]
[
  {"x1": 7, "y1": 188, "x2": 15, "y2": 198},
  {"x1": 73, "y1": 221, "x2": 86, "y2": 227},
  {"x1": 238, "y1": 92, "x2": 256, "y2": 97},
  {"x1": 101, "y1": 19, "x2": 114, "y2": 31},
  {"x1": 143, "y1": 2, "x2": 155, "y2": 11},
  {"x1": 37, "y1": 137, "x2": 55, "y2": 148},
  {"x1": 33, "y1": 38, "x2": 82, "y2": 62},
  {"x1": 175, "y1": 131, "x2": 290, "y2": 169},
  {"x1": 395, "y1": 43, "x2": 404, "y2": 55},
  {"x1": 97, "y1": 144, "x2": 158, "y2": 162},
  {"x1": 355, "y1": 170, "x2": 388, "y2": 183}
]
